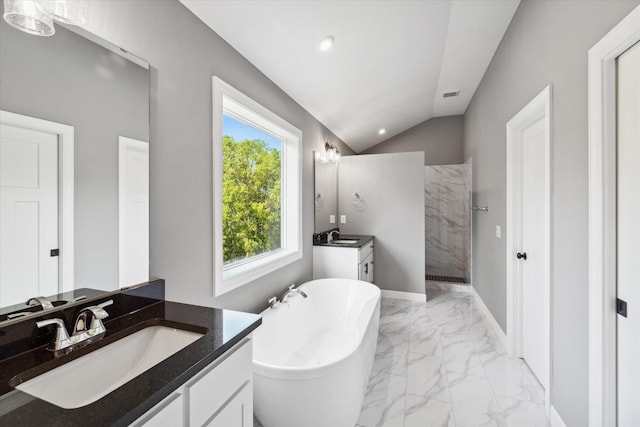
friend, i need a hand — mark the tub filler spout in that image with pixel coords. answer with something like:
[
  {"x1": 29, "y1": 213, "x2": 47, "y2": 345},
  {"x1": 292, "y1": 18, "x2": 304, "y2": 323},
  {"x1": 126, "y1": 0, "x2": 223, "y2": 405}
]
[{"x1": 280, "y1": 284, "x2": 308, "y2": 303}]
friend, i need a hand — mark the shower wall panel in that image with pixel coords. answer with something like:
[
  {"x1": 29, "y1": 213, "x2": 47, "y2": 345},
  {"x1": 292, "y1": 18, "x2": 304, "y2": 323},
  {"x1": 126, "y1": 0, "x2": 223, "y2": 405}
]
[{"x1": 425, "y1": 164, "x2": 470, "y2": 280}]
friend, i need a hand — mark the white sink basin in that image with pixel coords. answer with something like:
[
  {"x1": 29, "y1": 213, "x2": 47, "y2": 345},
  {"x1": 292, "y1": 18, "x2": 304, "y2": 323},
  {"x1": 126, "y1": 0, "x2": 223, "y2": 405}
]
[
  {"x1": 15, "y1": 325, "x2": 204, "y2": 409},
  {"x1": 331, "y1": 239, "x2": 359, "y2": 244}
]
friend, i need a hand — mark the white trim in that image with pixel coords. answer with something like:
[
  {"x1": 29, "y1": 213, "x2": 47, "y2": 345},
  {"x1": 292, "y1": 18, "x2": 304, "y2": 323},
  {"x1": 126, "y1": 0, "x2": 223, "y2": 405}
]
[
  {"x1": 0, "y1": 110, "x2": 74, "y2": 294},
  {"x1": 425, "y1": 281, "x2": 471, "y2": 293},
  {"x1": 588, "y1": 6, "x2": 640, "y2": 427},
  {"x1": 471, "y1": 286, "x2": 507, "y2": 349},
  {"x1": 505, "y1": 85, "x2": 552, "y2": 416},
  {"x1": 550, "y1": 406, "x2": 568, "y2": 427},
  {"x1": 212, "y1": 77, "x2": 303, "y2": 296},
  {"x1": 118, "y1": 136, "x2": 149, "y2": 288},
  {"x1": 61, "y1": 23, "x2": 149, "y2": 70},
  {"x1": 447, "y1": 283, "x2": 471, "y2": 293},
  {"x1": 381, "y1": 289, "x2": 425, "y2": 302}
]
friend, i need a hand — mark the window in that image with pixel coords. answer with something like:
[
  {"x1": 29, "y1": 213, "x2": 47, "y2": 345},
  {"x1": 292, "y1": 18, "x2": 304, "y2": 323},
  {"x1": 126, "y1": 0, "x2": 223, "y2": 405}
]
[{"x1": 213, "y1": 77, "x2": 302, "y2": 296}]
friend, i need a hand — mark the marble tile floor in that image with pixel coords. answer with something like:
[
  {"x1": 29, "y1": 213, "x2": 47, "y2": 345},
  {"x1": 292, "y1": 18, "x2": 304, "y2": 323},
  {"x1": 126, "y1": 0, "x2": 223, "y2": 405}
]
[
  {"x1": 355, "y1": 286, "x2": 548, "y2": 427},
  {"x1": 255, "y1": 286, "x2": 548, "y2": 427}
]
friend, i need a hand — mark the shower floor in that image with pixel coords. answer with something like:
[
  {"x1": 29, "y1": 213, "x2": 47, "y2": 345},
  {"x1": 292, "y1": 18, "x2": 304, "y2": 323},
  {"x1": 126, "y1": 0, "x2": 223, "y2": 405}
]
[{"x1": 425, "y1": 275, "x2": 467, "y2": 283}]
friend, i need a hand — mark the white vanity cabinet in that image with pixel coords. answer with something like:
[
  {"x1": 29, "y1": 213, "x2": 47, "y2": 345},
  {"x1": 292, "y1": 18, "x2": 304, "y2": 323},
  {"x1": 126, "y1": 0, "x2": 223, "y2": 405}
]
[
  {"x1": 313, "y1": 239, "x2": 375, "y2": 283},
  {"x1": 133, "y1": 337, "x2": 253, "y2": 427}
]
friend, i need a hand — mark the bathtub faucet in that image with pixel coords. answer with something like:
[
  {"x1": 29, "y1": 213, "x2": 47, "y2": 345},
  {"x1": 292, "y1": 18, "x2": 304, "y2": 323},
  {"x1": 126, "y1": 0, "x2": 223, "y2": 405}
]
[{"x1": 280, "y1": 284, "x2": 308, "y2": 303}]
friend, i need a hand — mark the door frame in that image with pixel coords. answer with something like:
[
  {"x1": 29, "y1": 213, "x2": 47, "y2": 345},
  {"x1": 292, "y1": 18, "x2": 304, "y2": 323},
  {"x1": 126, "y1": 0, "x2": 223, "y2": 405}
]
[
  {"x1": 588, "y1": 6, "x2": 640, "y2": 427},
  {"x1": 0, "y1": 110, "x2": 75, "y2": 293},
  {"x1": 118, "y1": 136, "x2": 150, "y2": 288},
  {"x1": 505, "y1": 85, "x2": 552, "y2": 416}
]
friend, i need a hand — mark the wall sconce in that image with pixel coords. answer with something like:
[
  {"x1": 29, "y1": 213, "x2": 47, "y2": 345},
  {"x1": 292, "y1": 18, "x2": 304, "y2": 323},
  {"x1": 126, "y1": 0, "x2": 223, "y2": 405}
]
[
  {"x1": 3, "y1": 0, "x2": 85, "y2": 37},
  {"x1": 324, "y1": 141, "x2": 341, "y2": 163}
]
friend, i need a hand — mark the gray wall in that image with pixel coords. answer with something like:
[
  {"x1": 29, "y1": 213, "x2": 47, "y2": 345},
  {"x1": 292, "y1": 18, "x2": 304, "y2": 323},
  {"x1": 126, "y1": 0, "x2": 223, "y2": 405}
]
[
  {"x1": 77, "y1": 0, "x2": 353, "y2": 312},
  {"x1": 339, "y1": 152, "x2": 425, "y2": 294},
  {"x1": 363, "y1": 116, "x2": 463, "y2": 165},
  {"x1": 462, "y1": 1, "x2": 639, "y2": 425},
  {"x1": 0, "y1": 20, "x2": 149, "y2": 291}
]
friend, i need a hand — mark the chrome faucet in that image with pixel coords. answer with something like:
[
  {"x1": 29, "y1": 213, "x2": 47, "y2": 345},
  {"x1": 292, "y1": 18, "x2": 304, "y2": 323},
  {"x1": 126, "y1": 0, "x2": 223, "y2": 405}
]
[
  {"x1": 327, "y1": 230, "x2": 339, "y2": 243},
  {"x1": 280, "y1": 284, "x2": 308, "y2": 303},
  {"x1": 36, "y1": 300, "x2": 113, "y2": 356},
  {"x1": 27, "y1": 296, "x2": 54, "y2": 310}
]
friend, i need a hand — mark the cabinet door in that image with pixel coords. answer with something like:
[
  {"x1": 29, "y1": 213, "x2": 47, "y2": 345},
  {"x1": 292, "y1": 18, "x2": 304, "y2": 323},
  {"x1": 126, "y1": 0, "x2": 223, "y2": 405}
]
[
  {"x1": 359, "y1": 252, "x2": 374, "y2": 283},
  {"x1": 188, "y1": 339, "x2": 252, "y2": 426},
  {"x1": 134, "y1": 392, "x2": 183, "y2": 427},
  {"x1": 207, "y1": 383, "x2": 252, "y2": 427}
]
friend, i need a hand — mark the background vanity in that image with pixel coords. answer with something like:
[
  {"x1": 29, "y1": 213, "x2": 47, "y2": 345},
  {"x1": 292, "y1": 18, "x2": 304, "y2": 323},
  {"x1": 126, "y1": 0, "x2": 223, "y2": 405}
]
[{"x1": 313, "y1": 235, "x2": 375, "y2": 283}]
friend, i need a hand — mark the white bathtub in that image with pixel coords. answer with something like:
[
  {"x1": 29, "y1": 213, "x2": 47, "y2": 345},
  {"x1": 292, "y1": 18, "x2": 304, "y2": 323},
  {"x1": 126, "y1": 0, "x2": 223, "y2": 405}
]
[{"x1": 253, "y1": 278, "x2": 381, "y2": 427}]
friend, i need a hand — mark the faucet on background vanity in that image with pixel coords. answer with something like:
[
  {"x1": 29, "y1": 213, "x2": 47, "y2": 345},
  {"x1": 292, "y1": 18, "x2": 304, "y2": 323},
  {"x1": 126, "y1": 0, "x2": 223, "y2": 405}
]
[
  {"x1": 327, "y1": 229, "x2": 339, "y2": 243},
  {"x1": 36, "y1": 300, "x2": 113, "y2": 356}
]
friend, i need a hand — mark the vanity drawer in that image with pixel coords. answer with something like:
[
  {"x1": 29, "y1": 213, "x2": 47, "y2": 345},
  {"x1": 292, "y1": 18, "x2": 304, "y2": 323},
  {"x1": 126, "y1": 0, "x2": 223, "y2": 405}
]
[{"x1": 187, "y1": 338, "x2": 252, "y2": 426}]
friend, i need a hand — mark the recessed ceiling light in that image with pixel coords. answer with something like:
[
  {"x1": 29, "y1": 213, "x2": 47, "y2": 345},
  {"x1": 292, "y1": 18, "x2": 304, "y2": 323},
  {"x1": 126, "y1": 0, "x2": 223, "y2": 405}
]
[
  {"x1": 378, "y1": 128, "x2": 386, "y2": 135},
  {"x1": 318, "y1": 36, "x2": 334, "y2": 52}
]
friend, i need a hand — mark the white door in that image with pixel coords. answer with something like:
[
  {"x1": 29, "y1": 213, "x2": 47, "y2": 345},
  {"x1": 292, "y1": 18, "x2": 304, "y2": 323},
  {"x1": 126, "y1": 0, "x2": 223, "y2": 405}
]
[
  {"x1": 0, "y1": 123, "x2": 59, "y2": 306},
  {"x1": 118, "y1": 136, "x2": 149, "y2": 288},
  {"x1": 616, "y1": 40, "x2": 640, "y2": 427},
  {"x1": 520, "y1": 116, "x2": 547, "y2": 386}
]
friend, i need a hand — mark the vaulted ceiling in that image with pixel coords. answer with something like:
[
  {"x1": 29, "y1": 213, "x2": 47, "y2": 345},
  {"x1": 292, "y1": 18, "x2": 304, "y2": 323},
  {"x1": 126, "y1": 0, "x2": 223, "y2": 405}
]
[{"x1": 180, "y1": 0, "x2": 520, "y2": 152}]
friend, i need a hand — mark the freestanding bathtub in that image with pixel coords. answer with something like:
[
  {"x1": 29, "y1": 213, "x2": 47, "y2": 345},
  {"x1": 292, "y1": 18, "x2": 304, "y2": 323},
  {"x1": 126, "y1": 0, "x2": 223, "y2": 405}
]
[{"x1": 253, "y1": 278, "x2": 381, "y2": 427}]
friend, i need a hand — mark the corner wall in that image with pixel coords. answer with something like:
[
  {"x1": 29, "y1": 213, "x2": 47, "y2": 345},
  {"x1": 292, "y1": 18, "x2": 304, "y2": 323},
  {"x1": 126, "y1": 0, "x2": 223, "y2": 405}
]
[
  {"x1": 462, "y1": 1, "x2": 639, "y2": 425},
  {"x1": 363, "y1": 116, "x2": 463, "y2": 165},
  {"x1": 339, "y1": 152, "x2": 425, "y2": 295},
  {"x1": 78, "y1": 0, "x2": 354, "y2": 314}
]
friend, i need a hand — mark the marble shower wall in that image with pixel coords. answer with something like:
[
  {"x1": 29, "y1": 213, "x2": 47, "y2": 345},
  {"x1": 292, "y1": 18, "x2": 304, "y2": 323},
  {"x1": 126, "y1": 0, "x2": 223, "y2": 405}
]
[{"x1": 424, "y1": 163, "x2": 471, "y2": 280}]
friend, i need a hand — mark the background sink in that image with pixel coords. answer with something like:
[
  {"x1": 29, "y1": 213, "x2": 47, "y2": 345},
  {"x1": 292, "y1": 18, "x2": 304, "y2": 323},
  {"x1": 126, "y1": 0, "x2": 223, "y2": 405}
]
[
  {"x1": 331, "y1": 239, "x2": 359, "y2": 244},
  {"x1": 14, "y1": 325, "x2": 204, "y2": 408}
]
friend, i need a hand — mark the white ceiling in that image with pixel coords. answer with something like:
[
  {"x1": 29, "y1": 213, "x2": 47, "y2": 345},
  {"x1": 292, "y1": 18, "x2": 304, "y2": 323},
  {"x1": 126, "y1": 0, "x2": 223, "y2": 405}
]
[{"x1": 180, "y1": 0, "x2": 520, "y2": 153}]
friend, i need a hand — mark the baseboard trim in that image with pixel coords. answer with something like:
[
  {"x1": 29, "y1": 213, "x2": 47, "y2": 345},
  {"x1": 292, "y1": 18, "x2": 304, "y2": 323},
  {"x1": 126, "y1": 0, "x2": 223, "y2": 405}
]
[
  {"x1": 381, "y1": 289, "x2": 426, "y2": 302},
  {"x1": 549, "y1": 406, "x2": 567, "y2": 427},
  {"x1": 427, "y1": 282, "x2": 471, "y2": 293},
  {"x1": 470, "y1": 286, "x2": 507, "y2": 348}
]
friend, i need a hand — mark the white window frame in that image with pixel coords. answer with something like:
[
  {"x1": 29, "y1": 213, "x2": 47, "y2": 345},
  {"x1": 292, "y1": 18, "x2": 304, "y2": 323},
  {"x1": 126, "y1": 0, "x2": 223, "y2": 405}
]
[{"x1": 212, "y1": 77, "x2": 302, "y2": 296}]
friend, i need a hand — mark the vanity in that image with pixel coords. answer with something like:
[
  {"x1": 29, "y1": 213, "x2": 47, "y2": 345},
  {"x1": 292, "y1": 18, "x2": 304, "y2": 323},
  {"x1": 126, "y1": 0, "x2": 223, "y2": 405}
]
[
  {"x1": 0, "y1": 280, "x2": 261, "y2": 426},
  {"x1": 0, "y1": 10, "x2": 264, "y2": 427},
  {"x1": 313, "y1": 235, "x2": 375, "y2": 283}
]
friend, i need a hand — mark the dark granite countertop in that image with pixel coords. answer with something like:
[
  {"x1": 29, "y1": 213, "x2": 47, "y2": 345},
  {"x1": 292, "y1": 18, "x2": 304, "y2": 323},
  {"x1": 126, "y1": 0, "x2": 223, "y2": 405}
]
[
  {"x1": 313, "y1": 234, "x2": 374, "y2": 249},
  {"x1": 0, "y1": 297, "x2": 261, "y2": 426}
]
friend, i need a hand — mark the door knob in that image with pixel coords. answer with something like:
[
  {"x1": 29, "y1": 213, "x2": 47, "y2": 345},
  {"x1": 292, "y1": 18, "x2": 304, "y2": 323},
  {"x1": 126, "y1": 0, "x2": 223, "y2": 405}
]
[{"x1": 516, "y1": 252, "x2": 527, "y2": 260}]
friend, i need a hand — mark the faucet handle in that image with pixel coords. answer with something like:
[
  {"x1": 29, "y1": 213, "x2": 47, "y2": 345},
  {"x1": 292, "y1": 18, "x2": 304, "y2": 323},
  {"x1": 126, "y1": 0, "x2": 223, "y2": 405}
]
[
  {"x1": 83, "y1": 300, "x2": 112, "y2": 329},
  {"x1": 268, "y1": 297, "x2": 279, "y2": 308},
  {"x1": 97, "y1": 299, "x2": 113, "y2": 309},
  {"x1": 75, "y1": 299, "x2": 113, "y2": 333},
  {"x1": 37, "y1": 318, "x2": 71, "y2": 345}
]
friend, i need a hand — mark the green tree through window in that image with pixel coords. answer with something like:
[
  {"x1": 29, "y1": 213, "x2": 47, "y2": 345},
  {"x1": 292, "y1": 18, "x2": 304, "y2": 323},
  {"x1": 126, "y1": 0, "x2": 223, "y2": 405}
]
[{"x1": 222, "y1": 116, "x2": 282, "y2": 264}]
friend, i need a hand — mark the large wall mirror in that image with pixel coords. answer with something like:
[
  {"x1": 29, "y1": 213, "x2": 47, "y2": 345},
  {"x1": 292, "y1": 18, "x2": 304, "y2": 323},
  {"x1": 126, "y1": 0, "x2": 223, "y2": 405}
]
[
  {"x1": 313, "y1": 152, "x2": 338, "y2": 234},
  {"x1": 0, "y1": 19, "x2": 150, "y2": 319}
]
